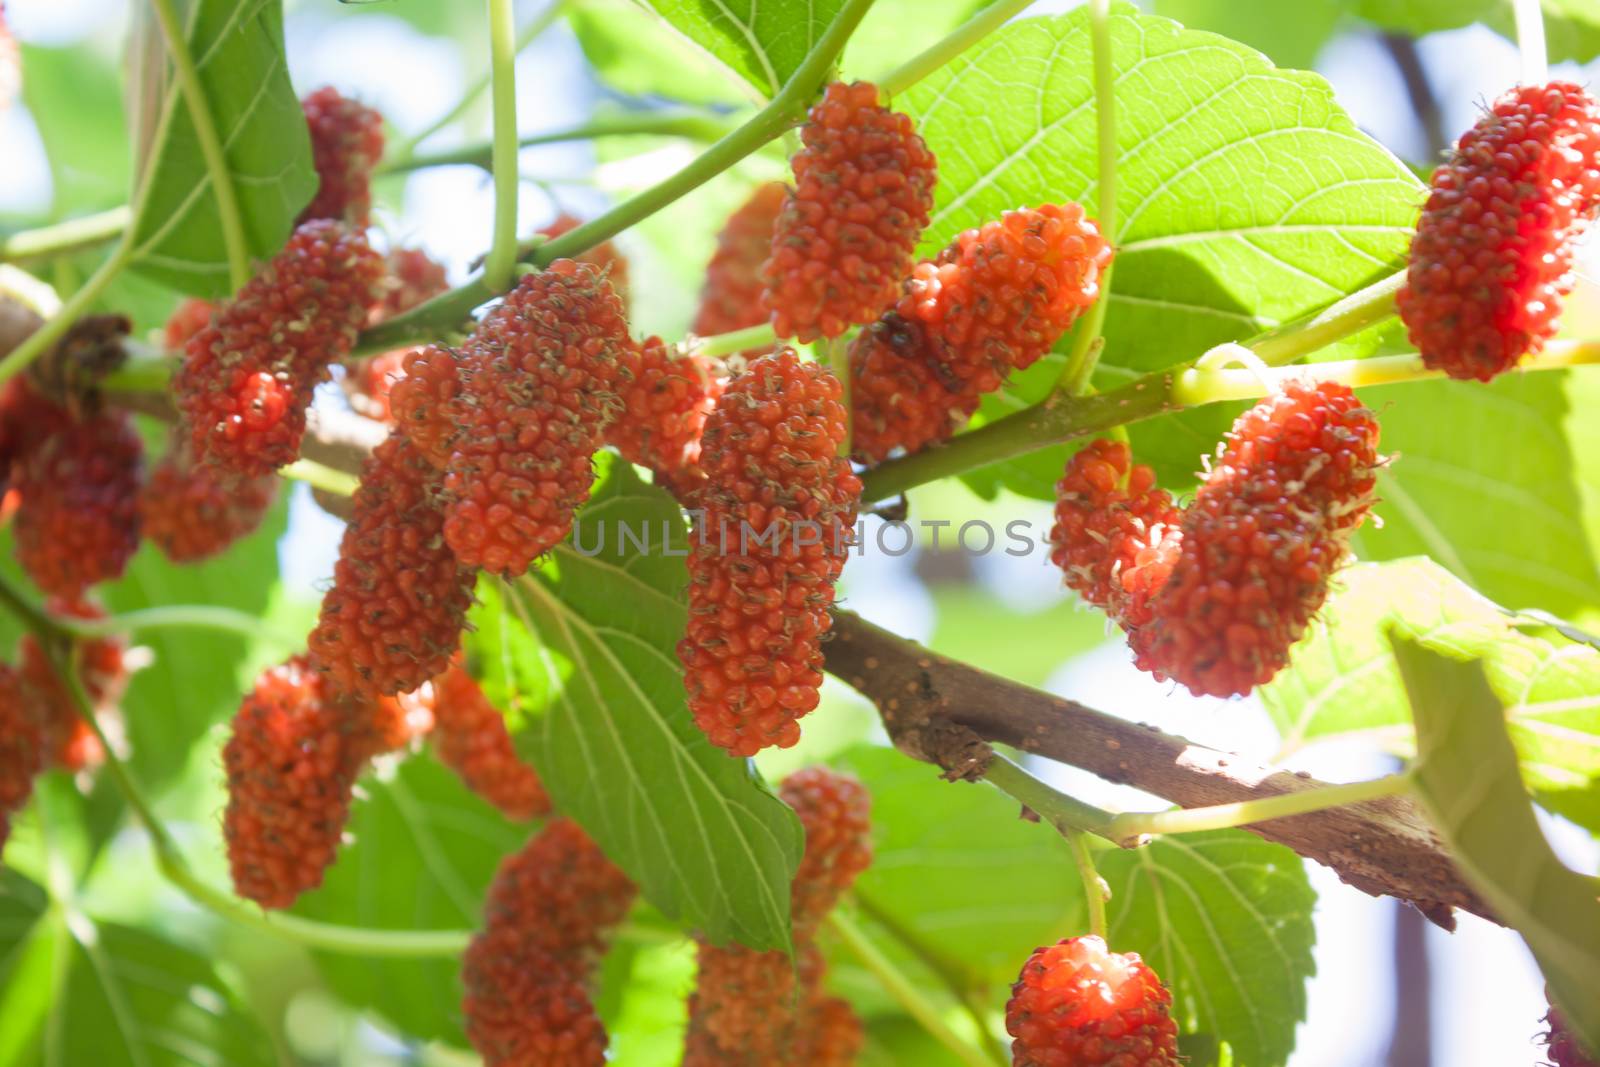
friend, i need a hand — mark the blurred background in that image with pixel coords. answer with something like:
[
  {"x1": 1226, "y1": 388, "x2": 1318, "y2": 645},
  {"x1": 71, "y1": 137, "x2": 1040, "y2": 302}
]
[{"x1": 2, "y1": 1, "x2": 1598, "y2": 1064}]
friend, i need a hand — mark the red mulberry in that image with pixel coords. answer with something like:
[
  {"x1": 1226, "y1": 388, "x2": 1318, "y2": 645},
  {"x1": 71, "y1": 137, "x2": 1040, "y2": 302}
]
[
  {"x1": 163, "y1": 298, "x2": 215, "y2": 352},
  {"x1": 298, "y1": 86, "x2": 385, "y2": 227},
  {"x1": 140, "y1": 441, "x2": 276, "y2": 563},
  {"x1": 1398, "y1": 82, "x2": 1600, "y2": 381},
  {"x1": 308, "y1": 433, "x2": 475, "y2": 700},
  {"x1": 442, "y1": 260, "x2": 630, "y2": 576},
  {"x1": 222, "y1": 656, "x2": 366, "y2": 908},
  {"x1": 1049, "y1": 439, "x2": 1178, "y2": 611},
  {"x1": 763, "y1": 82, "x2": 937, "y2": 343},
  {"x1": 1127, "y1": 379, "x2": 1380, "y2": 697},
  {"x1": 175, "y1": 219, "x2": 384, "y2": 479},
  {"x1": 361, "y1": 684, "x2": 436, "y2": 756},
  {"x1": 539, "y1": 214, "x2": 630, "y2": 310},
  {"x1": 0, "y1": 378, "x2": 70, "y2": 496},
  {"x1": 693, "y1": 182, "x2": 786, "y2": 353},
  {"x1": 1546, "y1": 999, "x2": 1599, "y2": 1067},
  {"x1": 0, "y1": 664, "x2": 43, "y2": 853},
  {"x1": 388, "y1": 343, "x2": 463, "y2": 469},
  {"x1": 780, "y1": 765, "x2": 872, "y2": 932},
  {"x1": 13, "y1": 410, "x2": 143, "y2": 598},
  {"x1": 1006, "y1": 936, "x2": 1180, "y2": 1067},
  {"x1": 462, "y1": 818, "x2": 635, "y2": 1067},
  {"x1": 678, "y1": 351, "x2": 860, "y2": 756},
  {"x1": 19, "y1": 598, "x2": 129, "y2": 772},
  {"x1": 606, "y1": 336, "x2": 723, "y2": 491},
  {"x1": 430, "y1": 662, "x2": 549, "y2": 821},
  {"x1": 853, "y1": 202, "x2": 1112, "y2": 461}
]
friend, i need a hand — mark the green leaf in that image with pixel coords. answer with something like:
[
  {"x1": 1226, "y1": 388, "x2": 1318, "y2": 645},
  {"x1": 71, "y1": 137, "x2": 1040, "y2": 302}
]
[
  {"x1": 0, "y1": 870, "x2": 273, "y2": 1067},
  {"x1": 1101, "y1": 831, "x2": 1317, "y2": 1067},
  {"x1": 570, "y1": 0, "x2": 754, "y2": 106},
  {"x1": 293, "y1": 756, "x2": 527, "y2": 1045},
  {"x1": 898, "y1": 4, "x2": 1422, "y2": 499},
  {"x1": 20, "y1": 44, "x2": 129, "y2": 215},
  {"x1": 641, "y1": 0, "x2": 845, "y2": 99},
  {"x1": 844, "y1": 0, "x2": 996, "y2": 81},
  {"x1": 1153, "y1": 0, "x2": 1345, "y2": 70},
  {"x1": 468, "y1": 456, "x2": 804, "y2": 951},
  {"x1": 1390, "y1": 636, "x2": 1600, "y2": 1054},
  {"x1": 1260, "y1": 558, "x2": 1600, "y2": 833},
  {"x1": 1352, "y1": 0, "x2": 1600, "y2": 64},
  {"x1": 127, "y1": 0, "x2": 317, "y2": 297}
]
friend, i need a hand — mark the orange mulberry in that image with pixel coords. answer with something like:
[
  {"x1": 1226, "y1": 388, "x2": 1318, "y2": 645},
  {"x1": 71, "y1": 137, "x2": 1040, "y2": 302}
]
[
  {"x1": 351, "y1": 248, "x2": 451, "y2": 422},
  {"x1": 1398, "y1": 82, "x2": 1600, "y2": 381},
  {"x1": 0, "y1": 664, "x2": 43, "y2": 854},
  {"x1": 140, "y1": 440, "x2": 277, "y2": 563},
  {"x1": 763, "y1": 82, "x2": 937, "y2": 343},
  {"x1": 298, "y1": 86, "x2": 385, "y2": 227},
  {"x1": 678, "y1": 352, "x2": 860, "y2": 756},
  {"x1": 308, "y1": 433, "x2": 475, "y2": 700},
  {"x1": 1049, "y1": 439, "x2": 1178, "y2": 611},
  {"x1": 442, "y1": 260, "x2": 630, "y2": 576},
  {"x1": 780, "y1": 765, "x2": 872, "y2": 932},
  {"x1": 1006, "y1": 936, "x2": 1180, "y2": 1067},
  {"x1": 388, "y1": 343, "x2": 463, "y2": 469},
  {"x1": 693, "y1": 182, "x2": 786, "y2": 353},
  {"x1": 606, "y1": 336, "x2": 723, "y2": 491},
  {"x1": 175, "y1": 220, "x2": 384, "y2": 479},
  {"x1": 538, "y1": 214, "x2": 630, "y2": 310},
  {"x1": 429, "y1": 662, "x2": 549, "y2": 820}
]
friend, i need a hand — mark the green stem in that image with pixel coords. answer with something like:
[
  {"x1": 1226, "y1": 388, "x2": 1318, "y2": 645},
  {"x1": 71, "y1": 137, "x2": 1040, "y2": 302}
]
[
  {"x1": 148, "y1": 0, "x2": 249, "y2": 291},
  {"x1": 691, "y1": 322, "x2": 777, "y2": 359},
  {"x1": 827, "y1": 910, "x2": 1001, "y2": 1067},
  {"x1": 0, "y1": 243, "x2": 130, "y2": 387},
  {"x1": 482, "y1": 0, "x2": 521, "y2": 293},
  {"x1": 281, "y1": 457, "x2": 361, "y2": 497},
  {"x1": 982, "y1": 753, "x2": 1118, "y2": 840},
  {"x1": 877, "y1": 0, "x2": 1038, "y2": 97},
  {"x1": 1, "y1": 207, "x2": 131, "y2": 264},
  {"x1": 1067, "y1": 831, "x2": 1108, "y2": 940},
  {"x1": 382, "y1": 111, "x2": 739, "y2": 174},
  {"x1": 1105, "y1": 773, "x2": 1415, "y2": 844},
  {"x1": 100, "y1": 349, "x2": 176, "y2": 391},
  {"x1": 0, "y1": 573, "x2": 65, "y2": 640},
  {"x1": 1511, "y1": 0, "x2": 1549, "y2": 85},
  {"x1": 825, "y1": 336, "x2": 852, "y2": 456},
  {"x1": 1246, "y1": 271, "x2": 1402, "y2": 367},
  {"x1": 389, "y1": 0, "x2": 569, "y2": 161},
  {"x1": 352, "y1": 0, "x2": 880, "y2": 359},
  {"x1": 53, "y1": 604, "x2": 299, "y2": 647}
]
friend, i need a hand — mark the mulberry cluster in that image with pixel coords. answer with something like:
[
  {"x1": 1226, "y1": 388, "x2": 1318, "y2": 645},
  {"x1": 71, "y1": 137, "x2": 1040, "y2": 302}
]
[
  {"x1": 693, "y1": 182, "x2": 786, "y2": 353},
  {"x1": 175, "y1": 219, "x2": 383, "y2": 479},
  {"x1": 1398, "y1": 81, "x2": 1600, "y2": 381},
  {"x1": 678, "y1": 351, "x2": 860, "y2": 756},
  {"x1": 141, "y1": 441, "x2": 277, "y2": 563},
  {"x1": 1048, "y1": 439, "x2": 1176, "y2": 611},
  {"x1": 763, "y1": 81, "x2": 937, "y2": 343},
  {"x1": 606, "y1": 336, "x2": 723, "y2": 491},
  {"x1": 852, "y1": 202, "x2": 1113, "y2": 461},
  {"x1": 1006, "y1": 936, "x2": 1180, "y2": 1067},
  {"x1": 684, "y1": 767, "x2": 870, "y2": 1066},
  {"x1": 442, "y1": 260, "x2": 630, "y2": 576},
  {"x1": 308, "y1": 434, "x2": 475, "y2": 700},
  {"x1": 0, "y1": 665, "x2": 43, "y2": 854},
  {"x1": 298, "y1": 86, "x2": 385, "y2": 227},
  {"x1": 1545, "y1": 1000, "x2": 1599, "y2": 1067},
  {"x1": 163, "y1": 298, "x2": 214, "y2": 352},
  {"x1": 12, "y1": 410, "x2": 143, "y2": 598},
  {"x1": 538, "y1": 214, "x2": 630, "y2": 309},
  {"x1": 430, "y1": 662, "x2": 549, "y2": 821},
  {"x1": 461, "y1": 818, "x2": 636, "y2": 1066},
  {"x1": 221, "y1": 657, "x2": 366, "y2": 908}
]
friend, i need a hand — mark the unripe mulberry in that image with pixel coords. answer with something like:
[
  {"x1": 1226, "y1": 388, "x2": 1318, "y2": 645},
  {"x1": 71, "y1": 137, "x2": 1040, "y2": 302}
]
[
  {"x1": 308, "y1": 433, "x2": 476, "y2": 700},
  {"x1": 1006, "y1": 936, "x2": 1180, "y2": 1067},
  {"x1": 299, "y1": 86, "x2": 385, "y2": 227},
  {"x1": 853, "y1": 203, "x2": 1112, "y2": 461},
  {"x1": 1546, "y1": 1000, "x2": 1599, "y2": 1067},
  {"x1": 1398, "y1": 82, "x2": 1600, "y2": 381},
  {"x1": 13, "y1": 410, "x2": 143, "y2": 598},
  {"x1": 462, "y1": 819, "x2": 635, "y2": 1067},
  {"x1": 222, "y1": 656, "x2": 366, "y2": 908},
  {"x1": 163, "y1": 298, "x2": 215, "y2": 352},
  {"x1": 1049, "y1": 439, "x2": 1177, "y2": 611},
  {"x1": 443, "y1": 260, "x2": 630, "y2": 576},
  {"x1": 1127, "y1": 380, "x2": 1380, "y2": 697},
  {"x1": 538, "y1": 214, "x2": 630, "y2": 310},
  {"x1": 387, "y1": 343, "x2": 462, "y2": 468},
  {"x1": 763, "y1": 81, "x2": 937, "y2": 342},
  {"x1": 693, "y1": 182, "x2": 785, "y2": 353},
  {"x1": 175, "y1": 220, "x2": 384, "y2": 479},
  {"x1": 19, "y1": 599, "x2": 130, "y2": 772},
  {"x1": 678, "y1": 352, "x2": 860, "y2": 756},
  {"x1": 606, "y1": 336, "x2": 723, "y2": 491},
  {"x1": 430, "y1": 662, "x2": 549, "y2": 821},
  {"x1": 141, "y1": 441, "x2": 277, "y2": 563},
  {"x1": 780, "y1": 765, "x2": 872, "y2": 932},
  {"x1": 0, "y1": 664, "x2": 43, "y2": 854}
]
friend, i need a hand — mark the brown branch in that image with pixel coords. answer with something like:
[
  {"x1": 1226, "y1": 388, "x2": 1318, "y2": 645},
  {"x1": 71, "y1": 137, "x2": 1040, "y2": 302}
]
[{"x1": 823, "y1": 611, "x2": 1487, "y2": 928}]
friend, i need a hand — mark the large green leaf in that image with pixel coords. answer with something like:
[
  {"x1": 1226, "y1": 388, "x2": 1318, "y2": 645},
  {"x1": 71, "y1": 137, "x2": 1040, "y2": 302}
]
[
  {"x1": 642, "y1": 0, "x2": 846, "y2": 99},
  {"x1": 570, "y1": 0, "x2": 755, "y2": 106},
  {"x1": 19, "y1": 44, "x2": 129, "y2": 216},
  {"x1": 1391, "y1": 637, "x2": 1600, "y2": 1055},
  {"x1": 127, "y1": 0, "x2": 317, "y2": 297},
  {"x1": 1101, "y1": 831, "x2": 1316, "y2": 1067},
  {"x1": 0, "y1": 870, "x2": 273, "y2": 1067},
  {"x1": 293, "y1": 756, "x2": 528, "y2": 1045},
  {"x1": 468, "y1": 456, "x2": 804, "y2": 951},
  {"x1": 1260, "y1": 558, "x2": 1600, "y2": 832},
  {"x1": 1153, "y1": 0, "x2": 1345, "y2": 69},
  {"x1": 1352, "y1": 0, "x2": 1600, "y2": 63},
  {"x1": 898, "y1": 5, "x2": 1422, "y2": 499}
]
